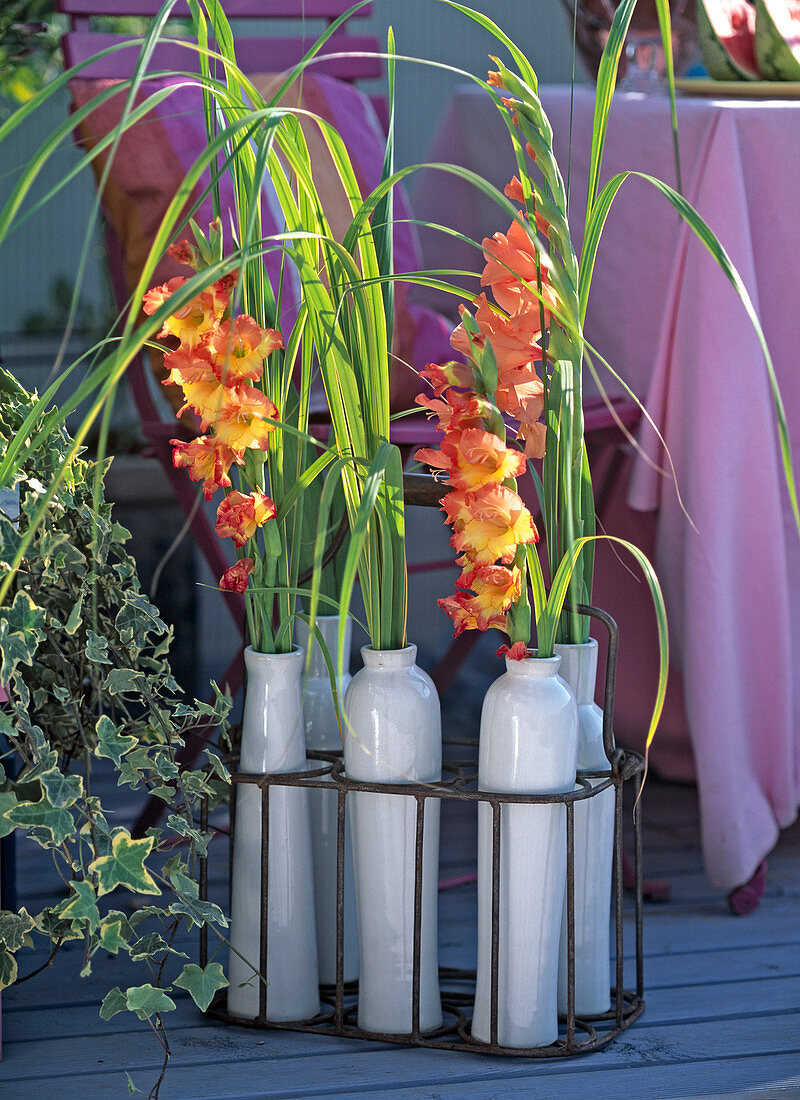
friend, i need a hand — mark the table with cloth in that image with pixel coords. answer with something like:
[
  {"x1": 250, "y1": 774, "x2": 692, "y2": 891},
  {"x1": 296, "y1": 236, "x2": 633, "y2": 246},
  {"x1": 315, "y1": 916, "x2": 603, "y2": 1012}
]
[{"x1": 413, "y1": 84, "x2": 800, "y2": 892}]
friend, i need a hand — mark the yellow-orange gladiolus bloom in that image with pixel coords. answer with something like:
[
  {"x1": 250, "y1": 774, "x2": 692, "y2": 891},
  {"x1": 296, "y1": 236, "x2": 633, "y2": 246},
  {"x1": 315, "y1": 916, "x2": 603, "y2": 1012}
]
[
  {"x1": 437, "y1": 562, "x2": 522, "y2": 636},
  {"x1": 416, "y1": 428, "x2": 526, "y2": 492},
  {"x1": 142, "y1": 276, "x2": 229, "y2": 348},
  {"x1": 459, "y1": 562, "x2": 522, "y2": 617},
  {"x1": 444, "y1": 483, "x2": 538, "y2": 565},
  {"x1": 207, "y1": 316, "x2": 283, "y2": 385},
  {"x1": 437, "y1": 592, "x2": 508, "y2": 637},
  {"x1": 215, "y1": 489, "x2": 277, "y2": 547},
  {"x1": 212, "y1": 382, "x2": 279, "y2": 454},
  {"x1": 165, "y1": 347, "x2": 227, "y2": 427},
  {"x1": 171, "y1": 435, "x2": 236, "y2": 499}
]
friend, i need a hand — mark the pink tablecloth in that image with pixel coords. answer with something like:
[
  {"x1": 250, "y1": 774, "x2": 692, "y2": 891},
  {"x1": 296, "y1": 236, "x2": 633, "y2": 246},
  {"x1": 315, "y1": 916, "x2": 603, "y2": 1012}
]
[{"x1": 413, "y1": 84, "x2": 800, "y2": 889}]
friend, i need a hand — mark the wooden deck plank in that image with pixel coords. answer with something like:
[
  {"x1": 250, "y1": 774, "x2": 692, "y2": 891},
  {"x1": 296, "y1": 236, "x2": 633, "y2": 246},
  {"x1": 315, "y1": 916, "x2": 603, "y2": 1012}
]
[
  {"x1": 3, "y1": 776, "x2": 799, "y2": 1099},
  {"x1": 5, "y1": 1015, "x2": 800, "y2": 1099},
  {"x1": 5, "y1": 970, "x2": 800, "y2": 1078}
]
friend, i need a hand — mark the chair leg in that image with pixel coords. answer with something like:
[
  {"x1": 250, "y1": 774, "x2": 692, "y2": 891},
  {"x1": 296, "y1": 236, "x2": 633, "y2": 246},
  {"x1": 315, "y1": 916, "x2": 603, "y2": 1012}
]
[{"x1": 727, "y1": 859, "x2": 767, "y2": 916}]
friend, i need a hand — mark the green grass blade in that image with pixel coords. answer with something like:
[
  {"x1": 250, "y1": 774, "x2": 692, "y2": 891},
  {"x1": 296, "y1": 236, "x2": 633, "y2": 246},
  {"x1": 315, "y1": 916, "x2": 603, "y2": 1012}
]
[{"x1": 586, "y1": 0, "x2": 638, "y2": 226}]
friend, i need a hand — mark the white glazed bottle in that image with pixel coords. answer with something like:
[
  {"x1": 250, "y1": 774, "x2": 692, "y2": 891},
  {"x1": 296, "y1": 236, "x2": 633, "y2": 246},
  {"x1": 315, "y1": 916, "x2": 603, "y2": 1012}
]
[
  {"x1": 343, "y1": 643, "x2": 442, "y2": 1034},
  {"x1": 227, "y1": 646, "x2": 320, "y2": 1022},
  {"x1": 555, "y1": 637, "x2": 614, "y2": 1016},
  {"x1": 472, "y1": 653, "x2": 578, "y2": 1048},
  {"x1": 295, "y1": 614, "x2": 358, "y2": 986}
]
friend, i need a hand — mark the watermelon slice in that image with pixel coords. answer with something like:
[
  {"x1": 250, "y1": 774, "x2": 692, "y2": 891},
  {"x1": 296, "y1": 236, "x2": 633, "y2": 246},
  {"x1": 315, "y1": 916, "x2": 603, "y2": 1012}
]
[
  {"x1": 697, "y1": 0, "x2": 760, "y2": 80},
  {"x1": 755, "y1": 0, "x2": 800, "y2": 80}
]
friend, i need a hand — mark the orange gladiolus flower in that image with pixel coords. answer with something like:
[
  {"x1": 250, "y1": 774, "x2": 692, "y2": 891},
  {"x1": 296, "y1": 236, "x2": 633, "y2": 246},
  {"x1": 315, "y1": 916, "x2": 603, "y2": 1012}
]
[
  {"x1": 219, "y1": 557, "x2": 255, "y2": 593},
  {"x1": 458, "y1": 561, "x2": 522, "y2": 613},
  {"x1": 517, "y1": 419, "x2": 547, "y2": 460},
  {"x1": 215, "y1": 489, "x2": 277, "y2": 547},
  {"x1": 419, "y1": 359, "x2": 474, "y2": 398},
  {"x1": 142, "y1": 276, "x2": 229, "y2": 348},
  {"x1": 171, "y1": 435, "x2": 236, "y2": 499},
  {"x1": 438, "y1": 561, "x2": 522, "y2": 635},
  {"x1": 165, "y1": 347, "x2": 227, "y2": 426},
  {"x1": 481, "y1": 218, "x2": 557, "y2": 316},
  {"x1": 415, "y1": 427, "x2": 526, "y2": 492},
  {"x1": 166, "y1": 239, "x2": 200, "y2": 268},
  {"x1": 451, "y1": 297, "x2": 545, "y2": 387},
  {"x1": 163, "y1": 344, "x2": 218, "y2": 389},
  {"x1": 497, "y1": 363, "x2": 545, "y2": 426},
  {"x1": 505, "y1": 176, "x2": 526, "y2": 205},
  {"x1": 445, "y1": 483, "x2": 538, "y2": 565},
  {"x1": 415, "y1": 388, "x2": 486, "y2": 434},
  {"x1": 497, "y1": 641, "x2": 530, "y2": 660},
  {"x1": 438, "y1": 591, "x2": 507, "y2": 637},
  {"x1": 207, "y1": 316, "x2": 283, "y2": 385},
  {"x1": 212, "y1": 382, "x2": 279, "y2": 454}
]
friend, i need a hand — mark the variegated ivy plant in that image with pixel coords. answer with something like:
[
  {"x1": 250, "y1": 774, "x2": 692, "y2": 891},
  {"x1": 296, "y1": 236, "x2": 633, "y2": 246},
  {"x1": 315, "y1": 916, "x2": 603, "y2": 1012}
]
[{"x1": 0, "y1": 368, "x2": 231, "y2": 1092}]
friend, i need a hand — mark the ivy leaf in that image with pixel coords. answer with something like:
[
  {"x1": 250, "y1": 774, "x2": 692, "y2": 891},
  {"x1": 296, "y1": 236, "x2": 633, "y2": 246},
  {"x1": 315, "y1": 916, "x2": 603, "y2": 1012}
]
[
  {"x1": 64, "y1": 593, "x2": 84, "y2": 636},
  {"x1": 40, "y1": 769, "x2": 83, "y2": 809},
  {"x1": 0, "y1": 592, "x2": 45, "y2": 680},
  {"x1": 0, "y1": 908, "x2": 35, "y2": 951},
  {"x1": 0, "y1": 512, "x2": 21, "y2": 567},
  {"x1": 125, "y1": 983, "x2": 176, "y2": 1021},
  {"x1": 58, "y1": 881, "x2": 100, "y2": 932},
  {"x1": 174, "y1": 963, "x2": 228, "y2": 1012},
  {"x1": 116, "y1": 593, "x2": 168, "y2": 648},
  {"x1": 99, "y1": 986, "x2": 128, "y2": 1020},
  {"x1": 34, "y1": 906, "x2": 84, "y2": 943},
  {"x1": 97, "y1": 913, "x2": 131, "y2": 955},
  {"x1": 0, "y1": 791, "x2": 19, "y2": 839},
  {"x1": 181, "y1": 772, "x2": 214, "y2": 798},
  {"x1": 5, "y1": 590, "x2": 46, "y2": 639},
  {"x1": 6, "y1": 794, "x2": 74, "y2": 845},
  {"x1": 104, "y1": 669, "x2": 146, "y2": 697},
  {"x1": 88, "y1": 832, "x2": 161, "y2": 897},
  {"x1": 168, "y1": 895, "x2": 227, "y2": 930},
  {"x1": 129, "y1": 932, "x2": 186, "y2": 962},
  {"x1": 86, "y1": 630, "x2": 111, "y2": 665},
  {"x1": 0, "y1": 949, "x2": 17, "y2": 990},
  {"x1": 150, "y1": 785, "x2": 175, "y2": 802},
  {"x1": 95, "y1": 715, "x2": 137, "y2": 767}
]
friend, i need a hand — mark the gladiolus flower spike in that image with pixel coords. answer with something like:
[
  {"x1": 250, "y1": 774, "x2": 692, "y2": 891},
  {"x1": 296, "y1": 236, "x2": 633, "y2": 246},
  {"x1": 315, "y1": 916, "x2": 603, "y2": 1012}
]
[
  {"x1": 413, "y1": 176, "x2": 553, "y2": 653},
  {"x1": 144, "y1": 222, "x2": 283, "y2": 635}
]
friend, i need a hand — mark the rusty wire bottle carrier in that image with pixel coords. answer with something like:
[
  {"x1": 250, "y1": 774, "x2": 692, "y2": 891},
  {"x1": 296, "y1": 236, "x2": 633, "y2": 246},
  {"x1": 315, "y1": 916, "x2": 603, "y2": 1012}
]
[{"x1": 200, "y1": 604, "x2": 646, "y2": 1056}]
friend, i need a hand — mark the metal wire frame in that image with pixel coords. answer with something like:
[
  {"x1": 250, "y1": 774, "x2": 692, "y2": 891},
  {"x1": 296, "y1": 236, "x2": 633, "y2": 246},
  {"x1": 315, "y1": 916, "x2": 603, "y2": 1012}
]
[{"x1": 199, "y1": 605, "x2": 646, "y2": 1057}]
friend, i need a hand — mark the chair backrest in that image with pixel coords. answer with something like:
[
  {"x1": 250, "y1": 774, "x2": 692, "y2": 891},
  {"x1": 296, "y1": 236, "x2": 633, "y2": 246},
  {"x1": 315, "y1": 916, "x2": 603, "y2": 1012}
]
[{"x1": 57, "y1": 0, "x2": 386, "y2": 122}]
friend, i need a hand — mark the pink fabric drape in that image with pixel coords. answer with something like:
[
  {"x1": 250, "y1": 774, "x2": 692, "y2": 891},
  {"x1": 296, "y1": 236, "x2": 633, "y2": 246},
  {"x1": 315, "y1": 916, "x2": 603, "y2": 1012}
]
[{"x1": 413, "y1": 85, "x2": 800, "y2": 889}]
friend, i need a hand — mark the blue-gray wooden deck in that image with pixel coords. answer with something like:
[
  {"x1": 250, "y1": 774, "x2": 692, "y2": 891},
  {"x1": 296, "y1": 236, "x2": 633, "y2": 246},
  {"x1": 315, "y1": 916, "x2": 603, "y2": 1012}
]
[{"x1": 2, "y1": 773, "x2": 799, "y2": 1099}]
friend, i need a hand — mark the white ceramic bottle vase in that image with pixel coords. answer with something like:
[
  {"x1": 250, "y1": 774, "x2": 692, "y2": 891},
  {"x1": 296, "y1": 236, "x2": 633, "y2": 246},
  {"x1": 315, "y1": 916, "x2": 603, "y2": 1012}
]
[
  {"x1": 472, "y1": 653, "x2": 578, "y2": 1048},
  {"x1": 555, "y1": 638, "x2": 615, "y2": 1017},
  {"x1": 227, "y1": 646, "x2": 320, "y2": 1022},
  {"x1": 296, "y1": 615, "x2": 358, "y2": 986},
  {"x1": 343, "y1": 644, "x2": 443, "y2": 1034}
]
